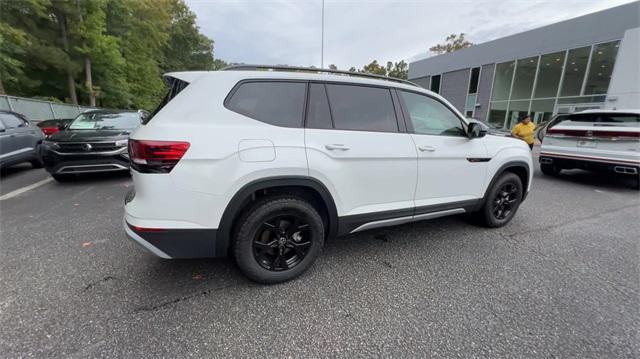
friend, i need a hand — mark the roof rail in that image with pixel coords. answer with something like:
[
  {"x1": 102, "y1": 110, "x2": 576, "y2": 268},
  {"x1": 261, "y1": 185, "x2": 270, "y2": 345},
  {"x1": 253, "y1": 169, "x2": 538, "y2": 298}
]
[{"x1": 221, "y1": 64, "x2": 418, "y2": 87}]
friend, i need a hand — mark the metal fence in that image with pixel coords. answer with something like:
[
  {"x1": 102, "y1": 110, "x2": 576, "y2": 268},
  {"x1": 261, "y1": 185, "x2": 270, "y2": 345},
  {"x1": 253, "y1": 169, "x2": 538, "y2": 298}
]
[{"x1": 0, "y1": 95, "x2": 98, "y2": 123}]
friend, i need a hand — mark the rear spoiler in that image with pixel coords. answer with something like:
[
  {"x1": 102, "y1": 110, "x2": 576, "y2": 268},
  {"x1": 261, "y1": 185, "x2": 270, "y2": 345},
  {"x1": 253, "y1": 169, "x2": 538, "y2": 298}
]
[{"x1": 162, "y1": 71, "x2": 207, "y2": 84}]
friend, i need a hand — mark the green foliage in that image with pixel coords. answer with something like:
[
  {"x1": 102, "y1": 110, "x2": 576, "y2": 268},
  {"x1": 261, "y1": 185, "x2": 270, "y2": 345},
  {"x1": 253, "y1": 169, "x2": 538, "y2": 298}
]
[
  {"x1": 429, "y1": 33, "x2": 474, "y2": 55},
  {"x1": 0, "y1": 0, "x2": 222, "y2": 109},
  {"x1": 349, "y1": 59, "x2": 408, "y2": 80}
]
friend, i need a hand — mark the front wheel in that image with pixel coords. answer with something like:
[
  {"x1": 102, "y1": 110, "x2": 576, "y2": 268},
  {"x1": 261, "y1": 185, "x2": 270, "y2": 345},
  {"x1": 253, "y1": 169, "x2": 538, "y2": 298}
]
[
  {"x1": 475, "y1": 172, "x2": 523, "y2": 228},
  {"x1": 233, "y1": 197, "x2": 325, "y2": 284}
]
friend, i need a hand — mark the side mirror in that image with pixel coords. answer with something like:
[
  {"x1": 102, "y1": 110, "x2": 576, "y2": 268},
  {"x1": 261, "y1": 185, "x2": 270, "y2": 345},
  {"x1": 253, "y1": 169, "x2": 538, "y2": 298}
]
[{"x1": 467, "y1": 122, "x2": 487, "y2": 139}]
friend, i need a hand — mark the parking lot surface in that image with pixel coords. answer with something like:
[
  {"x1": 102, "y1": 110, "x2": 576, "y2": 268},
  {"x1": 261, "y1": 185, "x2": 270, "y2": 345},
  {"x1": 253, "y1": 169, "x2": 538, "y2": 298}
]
[{"x1": 1, "y1": 154, "x2": 639, "y2": 358}]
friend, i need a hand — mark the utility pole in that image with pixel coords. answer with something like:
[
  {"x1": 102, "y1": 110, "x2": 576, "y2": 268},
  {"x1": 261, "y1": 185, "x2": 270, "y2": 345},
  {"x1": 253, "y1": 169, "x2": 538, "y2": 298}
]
[{"x1": 321, "y1": 0, "x2": 325, "y2": 68}]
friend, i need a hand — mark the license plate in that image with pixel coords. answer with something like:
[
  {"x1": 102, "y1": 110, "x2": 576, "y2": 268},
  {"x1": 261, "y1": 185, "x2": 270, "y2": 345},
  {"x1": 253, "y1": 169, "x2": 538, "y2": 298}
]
[{"x1": 577, "y1": 139, "x2": 597, "y2": 148}]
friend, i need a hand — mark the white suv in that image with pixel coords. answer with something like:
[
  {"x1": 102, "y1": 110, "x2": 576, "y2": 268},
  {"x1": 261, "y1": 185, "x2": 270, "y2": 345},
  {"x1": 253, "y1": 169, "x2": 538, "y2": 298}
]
[
  {"x1": 124, "y1": 66, "x2": 533, "y2": 283},
  {"x1": 539, "y1": 110, "x2": 640, "y2": 188}
]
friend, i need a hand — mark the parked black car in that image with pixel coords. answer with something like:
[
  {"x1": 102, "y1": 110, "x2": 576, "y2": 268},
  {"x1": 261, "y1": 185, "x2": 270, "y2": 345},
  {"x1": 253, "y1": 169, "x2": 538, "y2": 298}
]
[
  {"x1": 40, "y1": 110, "x2": 143, "y2": 181},
  {"x1": 0, "y1": 110, "x2": 44, "y2": 169}
]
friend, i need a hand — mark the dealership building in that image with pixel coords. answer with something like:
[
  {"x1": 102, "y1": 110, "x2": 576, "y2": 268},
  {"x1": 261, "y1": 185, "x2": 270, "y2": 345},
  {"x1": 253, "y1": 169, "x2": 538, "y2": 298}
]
[{"x1": 408, "y1": 1, "x2": 640, "y2": 129}]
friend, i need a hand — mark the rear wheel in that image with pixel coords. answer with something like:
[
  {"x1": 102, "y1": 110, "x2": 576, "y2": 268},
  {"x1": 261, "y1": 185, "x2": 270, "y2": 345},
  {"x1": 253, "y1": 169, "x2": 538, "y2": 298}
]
[
  {"x1": 475, "y1": 172, "x2": 523, "y2": 228},
  {"x1": 540, "y1": 163, "x2": 561, "y2": 176},
  {"x1": 233, "y1": 197, "x2": 324, "y2": 284}
]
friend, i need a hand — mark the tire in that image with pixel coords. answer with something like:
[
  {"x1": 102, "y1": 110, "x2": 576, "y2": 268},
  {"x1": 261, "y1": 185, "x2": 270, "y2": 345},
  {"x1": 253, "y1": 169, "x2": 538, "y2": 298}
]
[
  {"x1": 30, "y1": 159, "x2": 43, "y2": 168},
  {"x1": 233, "y1": 196, "x2": 325, "y2": 284},
  {"x1": 475, "y1": 172, "x2": 523, "y2": 228},
  {"x1": 52, "y1": 174, "x2": 73, "y2": 182},
  {"x1": 540, "y1": 163, "x2": 560, "y2": 176}
]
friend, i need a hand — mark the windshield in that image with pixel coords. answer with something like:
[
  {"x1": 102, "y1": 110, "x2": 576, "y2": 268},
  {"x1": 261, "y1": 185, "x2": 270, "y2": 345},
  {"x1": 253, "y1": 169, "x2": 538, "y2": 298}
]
[{"x1": 69, "y1": 112, "x2": 142, "y2": 130}]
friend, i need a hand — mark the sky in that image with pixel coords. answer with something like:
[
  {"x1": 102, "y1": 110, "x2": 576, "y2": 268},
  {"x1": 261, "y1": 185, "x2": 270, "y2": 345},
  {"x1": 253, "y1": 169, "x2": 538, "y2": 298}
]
[{"x1": 185, "y1": 0, "x2": 637, "y2": 69}]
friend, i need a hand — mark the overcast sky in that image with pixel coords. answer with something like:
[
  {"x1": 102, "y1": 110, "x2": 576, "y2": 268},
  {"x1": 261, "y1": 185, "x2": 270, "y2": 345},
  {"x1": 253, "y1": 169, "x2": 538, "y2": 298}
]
[{"x1": 185, "y1": 0, "x2": 636, "y2": 69}]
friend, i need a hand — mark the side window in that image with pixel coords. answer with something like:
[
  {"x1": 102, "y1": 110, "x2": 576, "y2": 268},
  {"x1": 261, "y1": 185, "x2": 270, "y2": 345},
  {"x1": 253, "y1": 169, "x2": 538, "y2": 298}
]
[
  {"x1": 399, "y1": 91, "x2": 465, "y2": 136},
  {"x1": 325, "y1": 84, "x2": 398, "y2": 132},
  {"x1": 305, "y1": 83, "x2": 333, "y2": 129},
  {"x1": 0, "y1": 114, "x2": 25, "y2": 129},
  {"x1": 226, "y1": 81, "x2": 306, "y2": 128}
]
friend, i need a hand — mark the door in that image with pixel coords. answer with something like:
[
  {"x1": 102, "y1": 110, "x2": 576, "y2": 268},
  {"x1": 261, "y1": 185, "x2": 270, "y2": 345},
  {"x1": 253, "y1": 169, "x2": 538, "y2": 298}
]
[
  {"x1": 0, "y1": 113, "x2": 34, "y2": 163},
  {"x1": 304, "y1": 83, "x2": 417, "y2": 217},
  {"x1": 397, "y1": 90, "x2": 488, "y2": 208}
]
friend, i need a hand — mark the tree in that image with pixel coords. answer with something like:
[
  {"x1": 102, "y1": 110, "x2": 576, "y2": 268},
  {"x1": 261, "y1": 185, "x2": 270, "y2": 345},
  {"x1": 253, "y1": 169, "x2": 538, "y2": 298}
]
[
  {"x1": 361, "y1": 60, "x2": 386, "y2": 76},
  {"x1": 0, "y1": 0, "x2": 222, "y2": 109},
  {"x1": 387, "y1": 60, "x2": 408, "y2": 80},
  {"x1": 429, "y1": 33, "x2": 473, "y2": 55}
]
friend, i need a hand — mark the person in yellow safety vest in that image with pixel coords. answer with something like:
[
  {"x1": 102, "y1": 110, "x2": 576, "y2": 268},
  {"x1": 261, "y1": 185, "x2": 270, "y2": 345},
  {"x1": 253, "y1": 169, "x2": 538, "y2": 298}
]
[{"x1": 511, "y1": 115, "x2": 538, "y2": 150}]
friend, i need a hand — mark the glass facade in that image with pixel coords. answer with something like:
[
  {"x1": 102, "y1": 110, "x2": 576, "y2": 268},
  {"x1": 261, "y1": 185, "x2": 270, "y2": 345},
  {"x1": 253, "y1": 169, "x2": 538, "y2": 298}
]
[{"x1": 487, "y1": 40, "x2": 620, "y2": 129}]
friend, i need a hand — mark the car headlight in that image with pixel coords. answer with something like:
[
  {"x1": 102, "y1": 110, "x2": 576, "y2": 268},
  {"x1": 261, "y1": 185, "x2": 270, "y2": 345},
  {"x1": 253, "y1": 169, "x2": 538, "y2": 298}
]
[
  {"x1": 42, "y1": 140, "x2": 60, "y2": 149},
  {"x1": 115, "y1": 139, "x2": 129, "y2": 147}
]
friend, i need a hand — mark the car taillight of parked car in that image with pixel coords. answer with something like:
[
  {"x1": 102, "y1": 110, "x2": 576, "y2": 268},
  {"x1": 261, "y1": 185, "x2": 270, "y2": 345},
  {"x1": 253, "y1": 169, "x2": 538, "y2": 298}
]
[
  {"x1": 41, "y1": 127, "x2": 60, "y2": 136},
  {"x1": 128, "y1": 139, "x2": 190, "y2": 173}
]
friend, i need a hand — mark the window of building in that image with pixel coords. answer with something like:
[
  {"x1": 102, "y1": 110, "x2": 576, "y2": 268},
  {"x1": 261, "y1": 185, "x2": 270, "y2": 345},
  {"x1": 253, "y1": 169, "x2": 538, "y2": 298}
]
[
  {"x1": 559, "y1": 46, "x2": 591, "y2": 97},
  {"x1": 465, "y1": 94, "x2": 477, "y2": 118},
  {"x1": 226, "y1": 81, "x2": 306, "y2": 128},
  {"x1": 491, "y1": 61, "x2": 515, "y2": 101},
  {"x1": 511, "y1": 57, "x2": 538, "y2": 100},
  {"x1": 584, "y1": 41, "x2": 620, "y2": 95},
  {"x1": 487, "y1": 101, "x2": 508, "y2": 128},
  {"x1": 534, "y1": 51, "x2": 565, "y2": 98},
  {"x1": 305, "y1": 83, "x2": 333, "y2": 129},
  {"x1": 399, "y1": 91, "x2": 464, "y2": 136},
  {"x1": 468, "y1": 67, "x2": 480, "y2": 94},
  {"x1": 506, "y1": 100, "x2": 530, "y2": 129},
  {"x1": 529, "y1": 99, "x2": 555, "y2": 124},
  {"x1": 430, "y1": 75, "x2": 441, "y2": 94},
  {"x1": 325, "y1": 84, "x2": 398, "y2": 132}
]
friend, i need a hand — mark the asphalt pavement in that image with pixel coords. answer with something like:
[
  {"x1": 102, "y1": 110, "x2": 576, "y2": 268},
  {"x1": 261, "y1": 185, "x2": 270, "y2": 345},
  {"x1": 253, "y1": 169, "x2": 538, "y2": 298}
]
[{"x1": 1, "y1": 154, "x2": 639, "y2": 358}]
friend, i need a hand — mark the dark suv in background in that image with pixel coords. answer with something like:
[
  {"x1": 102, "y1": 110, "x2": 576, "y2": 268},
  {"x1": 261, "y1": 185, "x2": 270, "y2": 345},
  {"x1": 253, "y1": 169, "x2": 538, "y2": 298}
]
[
  {"x1": 0, "y1": 110, "x2": 44, "y2": 169},
  {"x1": 40, "y1": 110, "x2": 144, "y2": 181}
]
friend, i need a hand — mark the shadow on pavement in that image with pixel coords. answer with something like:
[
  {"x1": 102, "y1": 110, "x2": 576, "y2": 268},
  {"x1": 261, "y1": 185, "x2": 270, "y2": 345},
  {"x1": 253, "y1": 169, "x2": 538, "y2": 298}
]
[
  {"x1": 0, "y1": 162, "x2": 38, "y2": 178},
  {"x1": 546, "y1": 169, "x2": 639, "y2": 191}
]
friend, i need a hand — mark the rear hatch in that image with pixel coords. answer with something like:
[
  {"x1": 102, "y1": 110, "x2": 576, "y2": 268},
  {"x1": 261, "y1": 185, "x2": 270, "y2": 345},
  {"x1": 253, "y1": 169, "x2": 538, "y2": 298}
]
[{"x1": 541, "y1": 112, "x2": 640, "y2": 164}]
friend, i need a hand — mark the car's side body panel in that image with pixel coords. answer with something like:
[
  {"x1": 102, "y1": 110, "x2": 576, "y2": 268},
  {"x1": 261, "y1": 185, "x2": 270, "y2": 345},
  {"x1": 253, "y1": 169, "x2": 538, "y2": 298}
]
[{"x1": 124, "y1": 70, "x2": 534, "y2": 259}]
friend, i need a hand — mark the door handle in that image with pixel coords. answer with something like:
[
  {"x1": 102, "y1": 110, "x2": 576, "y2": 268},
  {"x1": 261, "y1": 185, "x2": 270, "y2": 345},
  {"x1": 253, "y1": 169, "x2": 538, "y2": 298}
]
[
  {"x1": 325, "y1": 144, "x2": 350, "y2": 151},
  {"x1": 418, "y1": 145, "x2": 435, "y2": 152}
]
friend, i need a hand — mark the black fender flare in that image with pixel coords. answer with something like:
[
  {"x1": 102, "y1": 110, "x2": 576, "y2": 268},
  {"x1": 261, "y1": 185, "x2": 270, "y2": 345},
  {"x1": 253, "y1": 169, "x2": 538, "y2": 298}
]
[
  {"x1": 215, "y1": 176, "x2": 339, "y2": 256},
  {"x1": 481, "y1": 161, "x2": 531, "y2": 205}
]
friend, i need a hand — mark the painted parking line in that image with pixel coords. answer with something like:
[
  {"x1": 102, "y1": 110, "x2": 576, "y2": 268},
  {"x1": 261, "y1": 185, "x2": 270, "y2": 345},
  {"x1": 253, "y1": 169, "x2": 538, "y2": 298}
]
[{"x1": 0, "y1": 178, "x2": 54, "y2": 201}]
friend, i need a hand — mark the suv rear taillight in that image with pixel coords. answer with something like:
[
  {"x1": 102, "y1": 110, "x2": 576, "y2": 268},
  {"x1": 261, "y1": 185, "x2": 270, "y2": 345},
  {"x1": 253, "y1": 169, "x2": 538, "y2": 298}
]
[{"x1": 128, "y1": 139, "x2": 190, "y2": 173}]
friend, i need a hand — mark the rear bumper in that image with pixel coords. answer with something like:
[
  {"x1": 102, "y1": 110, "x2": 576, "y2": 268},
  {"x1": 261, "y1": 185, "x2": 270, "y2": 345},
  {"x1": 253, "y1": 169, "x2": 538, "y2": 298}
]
[
  {"x1": 124, "y1": 189, "x2": 219, "y2": 258},
  {"x1": 539, "y1": 152, "x2": 639, "y2": 175},
  {"x1": 124, "y1": 219, "x2": 218, "y2": 259},
  {"x1": 41, "y1": 147, "x2": 130, "y2": 174}
]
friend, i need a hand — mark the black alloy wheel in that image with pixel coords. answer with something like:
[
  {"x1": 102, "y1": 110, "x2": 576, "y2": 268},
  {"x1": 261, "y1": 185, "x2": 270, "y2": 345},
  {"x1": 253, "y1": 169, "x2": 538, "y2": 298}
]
[
  {"x1": 234, "y1": 197, "x2": 324, "y2": 284},
  {"x1": 253, "y1": 214, "x2": 312, "y2": 271},
  {"x1": 492, "y1": 183, "x2": 519, "y2": 220},
  {"x1": 474, "y1": 172, "x2": 523, "y2": 228}
]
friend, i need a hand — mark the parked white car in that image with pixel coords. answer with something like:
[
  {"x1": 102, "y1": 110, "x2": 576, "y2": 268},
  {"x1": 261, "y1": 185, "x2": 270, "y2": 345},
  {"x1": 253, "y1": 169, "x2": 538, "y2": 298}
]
[
  {"x1": 124, "y1": 65, "x2": 533, "y2": 283},
  {"x1": 538, "y1": 110, "x2": 640, "y2": 188}
]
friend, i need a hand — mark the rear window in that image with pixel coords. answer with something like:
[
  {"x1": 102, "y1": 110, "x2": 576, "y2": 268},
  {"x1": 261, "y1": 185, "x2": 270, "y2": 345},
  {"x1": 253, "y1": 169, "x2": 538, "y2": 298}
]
[
  {"x1": 226, "y1": 81, "x2": 306, "y2": 128},
  {"x1": 559, "y1": 113, "x2": 640, "y2": 127},
  {"x1": 144, "y1": 78, "x2": 189, "y2": 124},
  {"x1": 325, "y1": 84, "x2": 398, "y2": 132}
]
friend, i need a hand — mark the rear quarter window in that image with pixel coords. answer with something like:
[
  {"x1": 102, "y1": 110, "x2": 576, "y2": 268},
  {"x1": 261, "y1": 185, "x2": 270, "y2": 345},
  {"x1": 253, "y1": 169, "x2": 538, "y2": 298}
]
[{"x1": 226, "y1": 81, "x2": 306, "y2": 128}]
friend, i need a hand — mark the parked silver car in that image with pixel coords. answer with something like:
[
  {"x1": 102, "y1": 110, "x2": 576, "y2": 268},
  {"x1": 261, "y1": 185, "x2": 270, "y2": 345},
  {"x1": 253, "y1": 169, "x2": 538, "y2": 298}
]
[{"x1": 0, "y1": 110, "x2": 44, "y2": 169}]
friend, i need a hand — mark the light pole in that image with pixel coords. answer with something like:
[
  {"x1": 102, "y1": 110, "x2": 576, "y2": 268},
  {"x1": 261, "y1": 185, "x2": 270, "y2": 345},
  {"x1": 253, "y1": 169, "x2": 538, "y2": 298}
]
[{"x1": 321, "y1": 0, "x2": 325, "y2": 68}]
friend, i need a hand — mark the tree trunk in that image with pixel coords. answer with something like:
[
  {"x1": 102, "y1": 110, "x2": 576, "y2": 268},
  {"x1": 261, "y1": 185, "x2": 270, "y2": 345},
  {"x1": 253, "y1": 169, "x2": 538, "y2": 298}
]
[
  {"x1": 85, "y1": 57, "x2": 95, "y2": 106},
  {"x1": 0, "y1": 78, "x2": 6, "y2": 95},
  {"x1": 58, "y1": 12, "x2": 78, "y2": 104}
]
